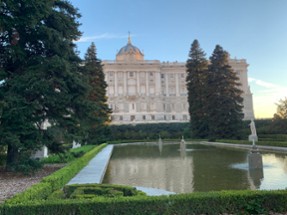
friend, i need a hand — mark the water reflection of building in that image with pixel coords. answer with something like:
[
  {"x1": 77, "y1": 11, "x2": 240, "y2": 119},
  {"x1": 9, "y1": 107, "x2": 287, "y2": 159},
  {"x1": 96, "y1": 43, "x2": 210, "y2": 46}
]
[
  {"x1": 104, "y1": 152, "x2": 194, "y2": 193},
  {"x1": 104, "y1": 157, "x2": 193, "y2": 193},
  {"x1": 103, "y1": 36, "x2": 255, "y2": 124}
]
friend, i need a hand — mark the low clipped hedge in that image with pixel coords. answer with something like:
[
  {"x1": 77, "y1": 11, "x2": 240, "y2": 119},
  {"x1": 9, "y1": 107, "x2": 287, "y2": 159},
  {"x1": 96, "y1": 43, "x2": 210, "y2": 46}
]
[
  {"x1": 1, "y1": 190, "x2": 287, "y2": 214},
  {"x1": 62, "y1": 184, "x2": 144, "y2": 199},
  {"x1": 4, "y1": 144, "x2": 107, "y2": 204}
]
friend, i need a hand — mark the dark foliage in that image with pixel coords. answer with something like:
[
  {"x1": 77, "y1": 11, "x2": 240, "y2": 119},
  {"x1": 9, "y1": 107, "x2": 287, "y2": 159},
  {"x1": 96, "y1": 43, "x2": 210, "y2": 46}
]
[
  {"x1": 81, "y1": 42, "x2": 111, "y2": 144},
  {"x1": 206, "y1": 45, "x2": 244, "y2": 139},
  {"x1": 186, "y1": 40, "x2": 209, "y2": 138},
  {"x1": 0, "y1": 0, "x2": 87, "y2": 171}
]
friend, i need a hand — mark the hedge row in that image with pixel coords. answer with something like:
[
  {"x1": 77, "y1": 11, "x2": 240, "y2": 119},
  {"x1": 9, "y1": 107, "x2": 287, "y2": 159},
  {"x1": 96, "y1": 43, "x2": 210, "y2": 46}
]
[
  {"x1": 63, "y1": 184, "x2": 144, "y2": 199},
  {"x1": 4, "y1": 144, "x2": 107, "y2": 204},
  {"x1": 1, "y1": 190, "x2": 287, "y2": 214}
]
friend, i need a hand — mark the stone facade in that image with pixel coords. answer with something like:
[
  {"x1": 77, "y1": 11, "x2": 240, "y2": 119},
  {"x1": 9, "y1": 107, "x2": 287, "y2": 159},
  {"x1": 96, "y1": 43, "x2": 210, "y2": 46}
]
[{"x1": 103, "y1": 37, "x2": 254, "y2": 124}]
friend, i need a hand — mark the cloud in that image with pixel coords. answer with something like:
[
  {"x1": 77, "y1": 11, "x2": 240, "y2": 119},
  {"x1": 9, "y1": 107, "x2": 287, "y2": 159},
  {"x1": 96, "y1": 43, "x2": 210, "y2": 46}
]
[
  {"x1": 248, "y1": 77, "x2": 278, "y2": 89},
  {"x1": 74, "y1": 33, "x2": 130, "y2": 43},
  {"x1": 248, "y1": 77, "x2": 287, "y2": 118},
  {"x1": 248, "y1": 77, "x2": 287, "y2": 96}
]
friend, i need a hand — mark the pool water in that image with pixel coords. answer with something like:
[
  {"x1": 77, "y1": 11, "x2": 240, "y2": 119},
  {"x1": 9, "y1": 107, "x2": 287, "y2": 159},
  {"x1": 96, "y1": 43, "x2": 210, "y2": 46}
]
[{"x1": 103, "y1": 142, "x2": 287, "y2": 193}]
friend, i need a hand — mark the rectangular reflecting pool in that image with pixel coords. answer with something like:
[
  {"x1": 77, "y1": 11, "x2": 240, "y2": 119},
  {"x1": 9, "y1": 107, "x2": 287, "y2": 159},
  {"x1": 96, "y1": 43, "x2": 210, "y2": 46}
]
[{"x1": 102, "y1": 142, "x2": 287, "y2": 193}]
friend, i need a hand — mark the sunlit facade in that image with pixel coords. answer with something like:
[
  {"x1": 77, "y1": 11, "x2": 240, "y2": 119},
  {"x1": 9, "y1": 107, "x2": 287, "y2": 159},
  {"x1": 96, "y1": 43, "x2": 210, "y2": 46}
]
[{"x1": 103, "y1": 37, "x2": 254, "y2": 124}]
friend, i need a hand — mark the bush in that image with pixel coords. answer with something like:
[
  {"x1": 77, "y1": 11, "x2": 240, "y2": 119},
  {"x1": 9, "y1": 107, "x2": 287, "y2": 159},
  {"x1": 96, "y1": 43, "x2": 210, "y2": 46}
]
[
  {"x1": 5, "y1": 144, "x2": 107, "y2": 204},
  {"x1": 4, "y1": 183, "x2": 52, "y2": 204},
  {"x1": 61, "y1": 184, "x2": 144, "y2": 200},
  {"x1": 108, "y1": 123, "x2": 191, "y2": 141},
  {"x1": 41, "y1": 145, "x2": 96, "y2": 164},
  {"x1": 11, "y1": 157, "x2": 43, "y2": 175},
  {"x1": 2, "y1": 190, "x2": 287, "y2": 215},
  {"x1": 41, "y1": 144, "x2": 106, "y2": 191}
]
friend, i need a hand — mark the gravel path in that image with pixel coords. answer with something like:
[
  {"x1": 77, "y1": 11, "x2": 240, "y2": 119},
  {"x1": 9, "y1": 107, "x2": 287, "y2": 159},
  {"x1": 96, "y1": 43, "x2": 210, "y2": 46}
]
[{"x1": 0, "y1": 164, "x2": 65, "y2": 203}]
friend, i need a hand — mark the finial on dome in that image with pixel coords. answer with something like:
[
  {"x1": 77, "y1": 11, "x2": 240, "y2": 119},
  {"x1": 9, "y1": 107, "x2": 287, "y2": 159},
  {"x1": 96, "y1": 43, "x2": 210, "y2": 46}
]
[{"x1": 128, "y1": 31, "x2": 131, "y2": 44}]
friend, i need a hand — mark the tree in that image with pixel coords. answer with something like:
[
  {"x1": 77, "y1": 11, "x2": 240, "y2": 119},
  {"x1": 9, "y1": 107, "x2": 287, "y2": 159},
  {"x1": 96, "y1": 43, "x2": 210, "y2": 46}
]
[
  {"x1": 0, "y1": 0, "x2": 86, "y2": 171},
  {"x1": 270, "y1": 98, "x2": 287, "y2": 134},
  {"x1": 274, "y1": 98, "x2": 287, "y2": 119},
  {"x1": 186, "y1": 40, "x2": 209, "y2": 138},
  {"x1": 206, "y1": 45, "x2": 244, "y2": 139},
  {"x1": 82, "y1": 42, "x2": 111, "y2": 144}
]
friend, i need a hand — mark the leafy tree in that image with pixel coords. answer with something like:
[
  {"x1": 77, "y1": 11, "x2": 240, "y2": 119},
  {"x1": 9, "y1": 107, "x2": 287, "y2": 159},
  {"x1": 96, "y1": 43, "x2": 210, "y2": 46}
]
[
  {"x1": 0, "y1": 0, "x2": 86, "y2": 171},
  {"x1": 82, "y1": 42, "x2": 111, "y2": 144},
  {"x1": 270, "y1": 98, "x2": 287, "y2": 134},
  {"x1": 206, "y1": 45, "x2": 244, "y2": 139},
  {"x1": 273, "y1": 98, "x2": 287, "y2": 119},
  {"x1": 186, "y1": 40, "x2": 209, "y2": 138}
]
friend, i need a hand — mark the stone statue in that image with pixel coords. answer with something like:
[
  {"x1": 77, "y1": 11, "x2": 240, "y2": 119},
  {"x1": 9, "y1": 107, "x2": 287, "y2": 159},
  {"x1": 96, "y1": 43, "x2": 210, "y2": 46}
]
[
  {"x1": 249, "y1": 119, "x2": 257, "y2": 136},
  {"x1": 249, "y1": 119, "x2": 258, "y2": 145}
]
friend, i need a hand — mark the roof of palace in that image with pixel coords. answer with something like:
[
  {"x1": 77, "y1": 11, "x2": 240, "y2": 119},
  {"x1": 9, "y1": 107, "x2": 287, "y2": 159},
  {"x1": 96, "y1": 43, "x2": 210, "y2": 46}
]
[{"x1": 116, "y1": 35, "x2": 144, "y2": 61}]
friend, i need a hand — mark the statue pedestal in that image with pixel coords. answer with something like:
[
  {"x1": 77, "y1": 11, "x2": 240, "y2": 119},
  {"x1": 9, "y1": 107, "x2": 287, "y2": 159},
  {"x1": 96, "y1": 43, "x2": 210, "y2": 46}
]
[{"x1": 248, "y1": 149, "x2": 263, "y2": 169}]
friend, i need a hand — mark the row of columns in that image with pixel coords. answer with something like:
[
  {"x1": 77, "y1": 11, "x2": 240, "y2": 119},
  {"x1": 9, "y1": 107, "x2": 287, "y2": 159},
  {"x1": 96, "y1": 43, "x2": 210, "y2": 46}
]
[{"x1": 108, "y1": 71, "x2": 182, "y2": 97}]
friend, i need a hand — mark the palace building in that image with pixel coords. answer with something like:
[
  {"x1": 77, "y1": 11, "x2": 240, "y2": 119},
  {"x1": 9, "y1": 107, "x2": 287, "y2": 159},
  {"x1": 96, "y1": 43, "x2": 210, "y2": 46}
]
[{"x1": 103, "y1": 36, "x2": 255, "y2": 124}]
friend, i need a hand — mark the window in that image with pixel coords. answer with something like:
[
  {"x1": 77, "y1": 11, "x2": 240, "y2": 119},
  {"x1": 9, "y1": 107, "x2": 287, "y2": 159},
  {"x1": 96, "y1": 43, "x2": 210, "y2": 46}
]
[
  {"x1": 151, "y1": 115, "x2": 155, "y2": 120},
  {"x1": 172, "y1": 115, "x2": 175, "y2": 120},
  {"x1": 119, "y1": 116, "x2": 123, "y2": 120},
  {"x1": 161, "y1": 74, "x2": 165, "y2": 79},
  {"x1": 131, "y1": 115, "x2": 135, "y2": 121},
  {"x1": 129, "y1": 72, "x2": 134, "y2": 77},
  {"x1": 143, "y1": 115, "x2": 146, "y2": 120}
]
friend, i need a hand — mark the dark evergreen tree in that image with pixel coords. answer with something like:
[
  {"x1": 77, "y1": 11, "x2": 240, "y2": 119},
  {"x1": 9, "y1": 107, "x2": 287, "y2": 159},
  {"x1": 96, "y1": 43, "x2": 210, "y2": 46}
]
[
  {"x1": 82, "y1": 42, "x2": 111, "y2": 144},
  {"x1": 0, "y1": 0, "x2": 87, "y2": 171},
  {"x1": 206, "y1": 45, "x2": 244, "y2": 139},
  {"x1": 186, "y1": 40, "x2": 209, "y2": 138}
]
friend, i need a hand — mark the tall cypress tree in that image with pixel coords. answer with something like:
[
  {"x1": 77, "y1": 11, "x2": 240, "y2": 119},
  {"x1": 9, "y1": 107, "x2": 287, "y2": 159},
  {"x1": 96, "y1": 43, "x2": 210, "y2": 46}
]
[
  {"x1": 186, "y1": 40, "x2": 209, "y2": 138},
  {"x1": 0, "y1": 0, "x2": 87, "y2": 171},
  {"x1": 82, "y1": 42, "x2": 111, "y2": 144},
  {"x1": 206, "y1": 45, "x2": 244, "y2": 139}
]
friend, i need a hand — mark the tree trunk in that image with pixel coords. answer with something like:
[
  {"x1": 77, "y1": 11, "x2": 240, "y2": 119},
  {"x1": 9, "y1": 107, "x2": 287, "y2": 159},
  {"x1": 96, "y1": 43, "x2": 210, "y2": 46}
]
[{"x1": 6, "y1": 144, "x2": 19, "y2": 171}]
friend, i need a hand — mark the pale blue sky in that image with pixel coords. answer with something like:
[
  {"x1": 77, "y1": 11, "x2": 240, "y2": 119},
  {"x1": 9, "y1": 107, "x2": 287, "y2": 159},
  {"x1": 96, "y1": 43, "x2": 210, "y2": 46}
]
[{"x1": 70, "y1": 0, "x2": 287, "y2": 118}]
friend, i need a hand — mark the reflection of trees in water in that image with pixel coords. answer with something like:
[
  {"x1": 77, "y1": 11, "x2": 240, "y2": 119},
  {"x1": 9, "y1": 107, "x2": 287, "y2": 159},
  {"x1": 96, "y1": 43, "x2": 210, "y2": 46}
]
[
  {"x1": 192, "y1": 147, "x2": 249, "y2": 192},
  {"x1": 263, "y1": 154, "x2": 287, "y2": 173},
  {"x1": 282, "y1": 157, "x2": 287, "y2": 173},
  {"x1": 274, "y1": 154, "x2": 287, "y2": 173}
]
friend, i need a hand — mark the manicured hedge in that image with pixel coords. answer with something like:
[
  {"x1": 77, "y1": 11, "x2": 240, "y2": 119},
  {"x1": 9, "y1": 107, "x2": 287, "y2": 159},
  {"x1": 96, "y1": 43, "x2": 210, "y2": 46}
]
[
  {"x1": 1, "y1": 190, "x2": 287, "y2": 215},
  {"x1": 4, "y1": 144, "x2": 107, "y2": 204},
  {"x1": 62, "y1": 184, "x2": 145, "y2": 199}
]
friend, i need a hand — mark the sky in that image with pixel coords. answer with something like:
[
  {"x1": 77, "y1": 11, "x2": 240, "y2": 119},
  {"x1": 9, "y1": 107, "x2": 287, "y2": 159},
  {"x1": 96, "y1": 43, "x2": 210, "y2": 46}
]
[{"x1": 69, "y1": 0, "x2": 287, "y2": 119}]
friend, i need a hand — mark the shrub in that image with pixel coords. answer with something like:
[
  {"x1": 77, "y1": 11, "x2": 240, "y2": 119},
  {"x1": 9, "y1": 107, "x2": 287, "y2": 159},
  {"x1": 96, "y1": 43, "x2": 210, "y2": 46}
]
[
  {"x1": 41, "y1": 145, "x2": 96, "y2": 164},
  {"x1": 11, "y1": 157, "x2": 43, "y2": 175},
  {"x1": 5, "y1": 144, "x2": 107, "y2": 204},
  {"x1": 62, "y1": 184, "x2": 145, "y2": 200},
  {"x1": 2, "y1": 190, "x2": 287, "y2": 215}
]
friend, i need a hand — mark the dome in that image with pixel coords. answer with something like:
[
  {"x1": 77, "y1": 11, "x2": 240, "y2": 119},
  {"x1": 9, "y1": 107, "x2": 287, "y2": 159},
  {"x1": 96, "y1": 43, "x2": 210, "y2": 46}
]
[{"x1": 116, "y1": 36, "x2": 144, "y2": 61}]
